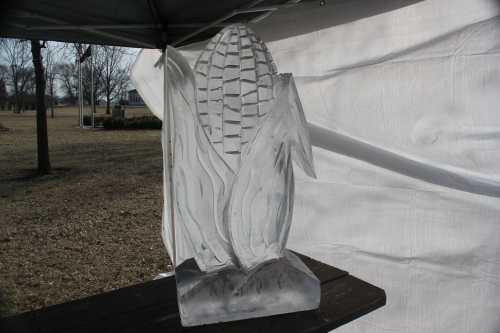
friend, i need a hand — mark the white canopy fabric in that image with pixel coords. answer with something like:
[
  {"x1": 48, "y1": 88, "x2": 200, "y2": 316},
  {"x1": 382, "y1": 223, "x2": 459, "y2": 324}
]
[{"x1": 132, "y1": 0, "x2": 500, "y2": 331}]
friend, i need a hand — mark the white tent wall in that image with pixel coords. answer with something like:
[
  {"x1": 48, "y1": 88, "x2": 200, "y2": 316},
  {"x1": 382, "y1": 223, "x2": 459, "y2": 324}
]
[
  {"x1": 257, "y1": 0, "x2": 500, "y2": 332},
  {"x1": 131, "y1": 0, "x2": 500, "y2": 331}
]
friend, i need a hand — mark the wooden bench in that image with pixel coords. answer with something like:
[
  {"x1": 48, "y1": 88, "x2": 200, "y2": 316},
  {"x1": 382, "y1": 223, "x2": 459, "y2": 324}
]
[{"x1": 1, "y1": 253, "x2": 385, "y2": 332}]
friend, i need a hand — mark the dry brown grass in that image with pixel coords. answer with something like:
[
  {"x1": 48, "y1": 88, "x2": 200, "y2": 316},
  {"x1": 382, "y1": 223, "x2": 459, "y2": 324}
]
[{"x1": 0, "y1": 106, "x2": 171, "y2": 317}]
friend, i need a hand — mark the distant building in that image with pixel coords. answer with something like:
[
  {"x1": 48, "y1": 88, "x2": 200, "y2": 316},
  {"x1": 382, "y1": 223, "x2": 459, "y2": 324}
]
[{"x1": 128, "y1": 89, "x2": 145, "y2": 106}]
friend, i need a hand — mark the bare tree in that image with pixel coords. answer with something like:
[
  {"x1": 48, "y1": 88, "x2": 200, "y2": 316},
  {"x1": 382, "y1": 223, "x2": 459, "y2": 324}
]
[
  {"x1": 56, "y1": 44, "x2": 102, "y2": 110},
  {"x1": 43, "y1": 42, "x2": 66, "y2": 118},
  {"x1": 100, "y1": 46, "x2": 130, "y2": 114},
  {"x1": 0, "y1": 39, "x2": 34, "y2": 113},
  {"x1": 57, "y1": 62, "x2": 78, "y2": 105},
  {"x1": 0, "y1": 64, "x2": 7, "y2": 110},
  {"x1": 31, "y1": 39, "x2": 51, "y2": 174},
  {"x1": 71, "y1": 44, "x2": 104, "y2": 112},
  {"x1": 54, "y1": 44, "x2": 131, "y2": 114},
  {"x1": 82, "y1": 46, "x2": 104, "y2": 111},
  {"x1": 0, "y1": 64, "x2": 7, "y2": 83}
]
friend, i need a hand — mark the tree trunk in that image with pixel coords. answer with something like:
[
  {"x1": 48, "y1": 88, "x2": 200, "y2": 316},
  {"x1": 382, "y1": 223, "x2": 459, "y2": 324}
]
[
  {"x1": 20, "y1": 95, "x2": 25, "y2": 112},
  {"x1": 50, "y1": 83, "x2": 55, "y2": 118},
  {"x1": 31, "y1": 40, "x2": 51, "y2": 175},
  {"x1": 106, "y1": 93, "x2": 110, "y2": 114},
  {"x1": 13, "y1": 85, "x2": 20, "y2": 113}
]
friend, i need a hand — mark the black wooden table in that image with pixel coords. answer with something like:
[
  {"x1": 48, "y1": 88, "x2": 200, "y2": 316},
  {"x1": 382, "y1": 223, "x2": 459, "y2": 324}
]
[{"x1": 1, "y1": 253, "x2": 385, "y2": 333}]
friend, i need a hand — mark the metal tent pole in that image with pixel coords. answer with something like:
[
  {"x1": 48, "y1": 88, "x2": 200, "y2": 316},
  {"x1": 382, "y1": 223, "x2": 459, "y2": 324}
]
[{"x1": 163, "y1": 48, "x2": 176, "y2": 267}]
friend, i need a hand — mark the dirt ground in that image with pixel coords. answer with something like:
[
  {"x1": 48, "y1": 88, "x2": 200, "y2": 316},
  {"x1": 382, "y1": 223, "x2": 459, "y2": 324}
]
[{"x1": 0, "y1": 107, "x2": 171, "y2": 317}]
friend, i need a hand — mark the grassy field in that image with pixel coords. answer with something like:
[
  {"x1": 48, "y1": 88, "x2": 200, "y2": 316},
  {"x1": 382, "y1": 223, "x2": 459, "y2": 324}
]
[{"x1": 0, "y1": 106, "x2": 171, "y2": 317}]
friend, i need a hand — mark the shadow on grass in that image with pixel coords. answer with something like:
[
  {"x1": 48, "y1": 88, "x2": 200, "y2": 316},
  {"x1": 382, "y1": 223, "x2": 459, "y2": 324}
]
[
  {"x1": 0, "y1": 167, "x2": 76, "y2": 199},
  {"x1": 0, "y1": 289, "x2": 13, "y2": 318},
  {"x1": 5, "y1": 167, "x2": 73, "y2": 183}
]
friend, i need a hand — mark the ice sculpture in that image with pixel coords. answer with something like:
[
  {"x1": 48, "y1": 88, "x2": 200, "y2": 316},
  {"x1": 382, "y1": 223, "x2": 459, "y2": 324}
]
[{"x1": 162, "y1": 24, "x2": 320, "y2": 326}]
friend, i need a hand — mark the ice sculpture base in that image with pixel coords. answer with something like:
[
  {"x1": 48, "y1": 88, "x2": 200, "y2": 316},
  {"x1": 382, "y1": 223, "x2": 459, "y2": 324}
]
[{"x1": 176, "y1": 250, "x2": 320, "y2": 326}]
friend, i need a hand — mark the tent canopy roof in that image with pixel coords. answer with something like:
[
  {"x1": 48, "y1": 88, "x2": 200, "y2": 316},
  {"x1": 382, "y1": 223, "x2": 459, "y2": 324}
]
[{"x1": 0, "y1": 0, "x2": 315, "y2": 48}]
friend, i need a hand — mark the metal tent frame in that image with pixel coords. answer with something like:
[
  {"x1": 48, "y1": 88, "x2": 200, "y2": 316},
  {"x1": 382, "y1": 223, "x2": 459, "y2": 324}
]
[{"x1": 1, "y1": 0, "x2": 311, "y2": 48}]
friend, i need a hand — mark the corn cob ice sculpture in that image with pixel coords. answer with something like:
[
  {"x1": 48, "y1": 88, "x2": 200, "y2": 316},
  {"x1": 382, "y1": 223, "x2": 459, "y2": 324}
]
[{"x1": 157, "y1": 24, "x2": 319, "y2": 325}]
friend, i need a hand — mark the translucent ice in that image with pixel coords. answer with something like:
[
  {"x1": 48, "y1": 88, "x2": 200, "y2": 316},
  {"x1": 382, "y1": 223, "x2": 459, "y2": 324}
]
[
  {"x1": 161, "y1": 24, "x2": 319, "y2": 326},
  {"x1": 177, "y1": 250, "x2": 320, "y2": 326}
]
